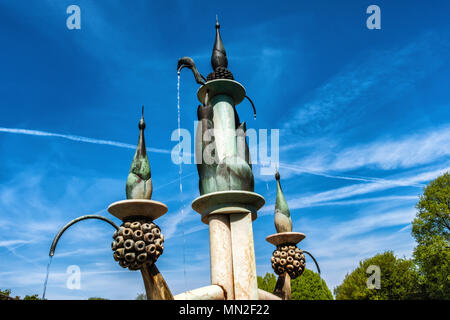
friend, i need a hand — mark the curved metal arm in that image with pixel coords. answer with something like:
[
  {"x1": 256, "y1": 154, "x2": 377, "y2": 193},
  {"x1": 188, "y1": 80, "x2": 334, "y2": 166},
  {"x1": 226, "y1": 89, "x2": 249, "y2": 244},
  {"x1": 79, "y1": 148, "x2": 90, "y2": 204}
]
[
  {"x1": 303, "y1": 250, "x2": 321, "y2": 275},
  {"x1": 244, "y1": 95, "x2": 257, "y2": 119},
  {"x1": 49, "y1": 215, "x2": 119, "y2": 257},
  {"x1": 177, "y1": 57, "x2": 206, "y2": 85}
]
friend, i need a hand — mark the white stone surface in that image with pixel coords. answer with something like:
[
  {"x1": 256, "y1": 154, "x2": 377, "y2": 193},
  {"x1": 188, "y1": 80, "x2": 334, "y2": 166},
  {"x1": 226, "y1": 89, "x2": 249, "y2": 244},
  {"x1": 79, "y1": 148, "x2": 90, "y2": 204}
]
[
  {"x1": 108, "y1": 199, "x2": 167, "y2": 221},
  {"x1": 209, "y1": 214, "x2": 234, "y2": 299},
  {"x1": 265, "y1": 232, "x2": 306, "y2": 246},
  {"x1": 230, "y1": 212, "x2": 259, "y2": 300},
  {"x1": 258, "y1": 289, "x2": 282, "y2": 300},
  {"x1": 174, "y1": 285, "x2": 225, "y2": 300}
]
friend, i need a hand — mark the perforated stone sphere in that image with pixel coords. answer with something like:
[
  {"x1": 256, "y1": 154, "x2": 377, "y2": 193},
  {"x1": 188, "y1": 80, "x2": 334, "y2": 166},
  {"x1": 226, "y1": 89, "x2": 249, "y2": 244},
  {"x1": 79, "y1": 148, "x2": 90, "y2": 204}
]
[
  {"x1": 271, "y1": 244, "x2": 305, "y2": 279},
  {"x1": 112, "y1": 218, "x2": 164, "y2": 271},
  {"x1": 206, "y1": 66, "x2": 234, "y2": 81}
]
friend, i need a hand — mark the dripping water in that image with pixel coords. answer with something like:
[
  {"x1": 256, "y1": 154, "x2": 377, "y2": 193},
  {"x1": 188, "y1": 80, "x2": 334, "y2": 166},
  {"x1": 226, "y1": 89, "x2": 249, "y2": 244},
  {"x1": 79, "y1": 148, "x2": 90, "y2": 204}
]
[
  {"x1": 41, "y1": 256, "x2": 53, "y2": 300},
  {"x1": 177, "y1": 73, "x2": 188, "y2": 293}
]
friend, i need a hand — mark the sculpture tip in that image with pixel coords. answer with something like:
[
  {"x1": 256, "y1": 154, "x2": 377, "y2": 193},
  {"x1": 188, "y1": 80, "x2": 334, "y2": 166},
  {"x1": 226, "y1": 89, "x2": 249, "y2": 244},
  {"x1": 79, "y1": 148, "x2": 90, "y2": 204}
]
[{"x1": 139, "y1": 106, "x2": 146, "y2": 130}]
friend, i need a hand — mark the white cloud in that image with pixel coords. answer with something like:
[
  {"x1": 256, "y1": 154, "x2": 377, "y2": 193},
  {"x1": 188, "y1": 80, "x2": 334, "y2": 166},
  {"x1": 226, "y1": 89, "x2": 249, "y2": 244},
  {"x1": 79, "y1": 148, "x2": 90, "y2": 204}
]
[
  {"x1": 283, "y1": 32, "x2": 448, "y2": 135},
  {"x1": 260, "y1": 166, "x2": 448, "y2": 215},
  {"x1": 0, "y1": 127, "x2": 171, "y2": 155},
  {"x1": 0, "y1": 240, "x2": 32, "y2": 247},
  {"x1": 297, "y1": 126, "x2": 450, "y2": 172}
]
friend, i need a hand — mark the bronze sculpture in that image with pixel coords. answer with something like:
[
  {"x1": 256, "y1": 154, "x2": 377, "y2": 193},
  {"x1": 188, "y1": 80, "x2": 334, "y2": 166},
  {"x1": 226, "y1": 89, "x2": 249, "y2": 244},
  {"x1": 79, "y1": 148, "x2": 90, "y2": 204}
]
[
  {"x1": 126, "y1": 106, "x2": 153, "y2": 200},
  {"x1": 178, "y1": 19, "x2": 255, "y2": 195}
]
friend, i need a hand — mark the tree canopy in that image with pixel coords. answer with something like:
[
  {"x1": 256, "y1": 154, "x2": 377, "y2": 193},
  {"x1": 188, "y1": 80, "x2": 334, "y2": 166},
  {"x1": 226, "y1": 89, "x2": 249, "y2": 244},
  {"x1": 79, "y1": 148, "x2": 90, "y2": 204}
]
[
  {"x1": 333, "y1": 251, "x2": 420, "y2": 300},
  {"x1": 0, "y1": 289, "x2": 41, "y2": 300},
  {"x1": 412, "y1": 172, "x2": 450, "y2": 299},
  {"x1": 413, "y1": 172, "x2": 450, "y2": 244},
  {"x1": 258, "y1": 269, "x2": 333, "y2": 300}
]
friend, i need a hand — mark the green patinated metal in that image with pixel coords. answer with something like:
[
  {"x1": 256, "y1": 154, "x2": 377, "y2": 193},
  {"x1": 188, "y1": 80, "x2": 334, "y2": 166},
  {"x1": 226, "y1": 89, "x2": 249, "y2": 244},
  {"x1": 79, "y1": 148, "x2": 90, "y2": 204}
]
[
  {"x1": 126, "y1": 107, "x2": 153, "y2": 200},
  {"x1": 274, "y1": 171, "x2": 293, "y2": 233},
  {"x1": 178, "y1": 20, "x2": 255, "y2": 196}
]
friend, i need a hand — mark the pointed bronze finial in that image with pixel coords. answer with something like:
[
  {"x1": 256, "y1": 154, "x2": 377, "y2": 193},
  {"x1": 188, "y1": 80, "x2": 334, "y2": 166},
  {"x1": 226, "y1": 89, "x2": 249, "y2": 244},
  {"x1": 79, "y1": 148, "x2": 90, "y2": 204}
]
[
  {"x1": 274, "y1": 170, "x2": 293, "y2": 233},
  {"x1": 126, "y1": 106, "x2": 153, "y2": 200},
  {"x1": 137, "y1": 105, "x2": 146, "y2": 157},
  {"x1": 211, "y1": 16, "x2": 228, "y2": 71}
]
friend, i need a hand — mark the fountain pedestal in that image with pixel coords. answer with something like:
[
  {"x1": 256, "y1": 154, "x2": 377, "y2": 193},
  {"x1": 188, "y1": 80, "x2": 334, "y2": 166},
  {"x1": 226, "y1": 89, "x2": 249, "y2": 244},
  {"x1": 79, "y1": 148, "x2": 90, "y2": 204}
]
[
  {"x1": 108, "y1": 199, "x2": 173, "y2": 300},
  {"x1": 265, "y1": 232, "x2": 306, "y2": 300},
  {"x1": 192, "y1": 191, "x2": 265, "y2": 300}
]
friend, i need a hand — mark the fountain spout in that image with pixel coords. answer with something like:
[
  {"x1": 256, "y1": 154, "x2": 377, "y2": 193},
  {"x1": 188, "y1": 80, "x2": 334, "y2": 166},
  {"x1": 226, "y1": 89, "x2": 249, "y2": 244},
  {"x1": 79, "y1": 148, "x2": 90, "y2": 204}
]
[
  {"x1": 49, "y1": 215, "x2": 119, "y2": 257},
  {"x1": 177, "y1": 57, "x2": 206, "y2": 85}
]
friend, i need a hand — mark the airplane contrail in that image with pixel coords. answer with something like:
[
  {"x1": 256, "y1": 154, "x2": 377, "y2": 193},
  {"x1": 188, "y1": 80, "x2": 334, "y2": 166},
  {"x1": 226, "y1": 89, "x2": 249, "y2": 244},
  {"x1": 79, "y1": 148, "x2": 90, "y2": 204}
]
[
  {"x1": 0, "y1": 127, "x2": 172, "y2": 154},
  {"x1": 0, "y1": 127, "x2": 428, "y2": 188},
  {"x1": 278, "y1": 162, "x2": 426, "y2": 188}
]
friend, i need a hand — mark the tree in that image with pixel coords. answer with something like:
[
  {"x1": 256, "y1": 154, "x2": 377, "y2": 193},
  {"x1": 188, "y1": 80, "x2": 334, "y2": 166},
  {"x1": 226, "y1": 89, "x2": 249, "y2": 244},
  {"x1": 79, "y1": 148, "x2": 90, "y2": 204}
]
[
  {"x1": 334, "y1": 251, "x2": 420, "y2": 300},
  {"x1": 291, "y1": 269, "x2": 333, "y2": 300},
  {"x1": 258, "y1": 273, "x2": 277, "y2": 293},
  {"x1": 87, "y1": 297, "x2": 109, "y2": 300},
  {"x1": 257, "y1": 269, "x2": 333, "y2": 300},
  {"x1": 412, "y1": 172, "x2": 450, "y2": 299},
  {"x1": 1, "y1": 289, "x2": 40, "y2": 300},
  {"x1": 413, "y1": 172, "x2": 450, "y2": 244},
  {"x1": 135, "y1": 293, "x2": 147, "y2": 300},
  {"x1": 0, "y1": 289, "x2": 14, "y2": 300}
]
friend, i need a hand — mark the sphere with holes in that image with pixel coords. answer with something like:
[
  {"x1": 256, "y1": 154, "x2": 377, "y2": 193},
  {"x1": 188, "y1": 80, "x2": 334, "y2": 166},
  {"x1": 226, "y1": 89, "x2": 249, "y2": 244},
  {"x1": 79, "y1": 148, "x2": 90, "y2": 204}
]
[
  {"x1": 206, "y1": 66, "x2": 234, "y2": 81},
  {"x1": 271, "y1": 244, "x2": 306, "y2": 279},
  {"x1": 111, "y1": 219, "x2": 164, "y2": 271}
]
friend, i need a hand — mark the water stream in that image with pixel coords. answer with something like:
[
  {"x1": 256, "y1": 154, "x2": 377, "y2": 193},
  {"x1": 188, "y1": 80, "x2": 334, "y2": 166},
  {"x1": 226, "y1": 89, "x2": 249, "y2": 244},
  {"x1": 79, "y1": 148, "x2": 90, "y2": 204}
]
[
  {"x1": 177, "y1": 74, "x2": 188, "y2": 293},
  {"x1": 41, "y1": 256, "x2": 53, "y2": 300}
]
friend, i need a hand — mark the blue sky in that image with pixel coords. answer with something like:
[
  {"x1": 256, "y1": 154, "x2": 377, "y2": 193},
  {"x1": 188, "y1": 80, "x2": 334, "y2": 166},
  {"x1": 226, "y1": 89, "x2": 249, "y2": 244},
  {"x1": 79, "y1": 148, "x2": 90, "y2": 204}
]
[{"x1": 1, "y1": 0, "x2": 450, "y2": 299}]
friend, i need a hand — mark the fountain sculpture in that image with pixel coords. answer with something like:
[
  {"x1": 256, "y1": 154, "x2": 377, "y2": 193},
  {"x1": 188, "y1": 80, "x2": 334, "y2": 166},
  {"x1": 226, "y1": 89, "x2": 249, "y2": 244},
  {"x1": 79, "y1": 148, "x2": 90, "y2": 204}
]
[
  {"x1": 266, "y1": 171, "x2": 321, "y2": 299},
  {"x1": 48, "y1": 108, "x2": 173, "y2": 300},
  {"x1": 46, "y1": 19, "x2": 320, "y2": 301},
  {"x1": 178, "y1": 18, "x2": 266, "y2": 300}
]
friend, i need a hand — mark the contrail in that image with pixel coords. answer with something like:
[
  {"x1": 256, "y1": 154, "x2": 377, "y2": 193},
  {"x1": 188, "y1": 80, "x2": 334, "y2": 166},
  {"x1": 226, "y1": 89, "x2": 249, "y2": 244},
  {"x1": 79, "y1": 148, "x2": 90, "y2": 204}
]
[
  {"x1": 0, "y1": 127, "x2": 172, "y2": 154},
  {"x1": 278, "y1": 162, "x2": 425, "y2": 188}
]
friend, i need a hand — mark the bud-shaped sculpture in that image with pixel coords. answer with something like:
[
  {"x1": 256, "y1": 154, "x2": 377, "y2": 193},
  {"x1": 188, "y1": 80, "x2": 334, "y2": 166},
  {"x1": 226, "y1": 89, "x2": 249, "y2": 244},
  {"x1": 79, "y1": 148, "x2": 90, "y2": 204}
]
[
  {"x1": 126, "y1": 107, "x2": 153, "y2": 200},
  {"x1": 274, "y1": 171, "x2": 293, "y2": 233}
]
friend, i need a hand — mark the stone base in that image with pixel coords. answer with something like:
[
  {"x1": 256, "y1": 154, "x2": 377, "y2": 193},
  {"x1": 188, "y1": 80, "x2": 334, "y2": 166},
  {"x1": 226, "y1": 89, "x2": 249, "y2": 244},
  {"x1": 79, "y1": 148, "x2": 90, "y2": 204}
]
[
  {"x1": 192, "y1": 190, "x2": 265, "y2": 224},
  {"x1": 265, "y1": 232, "x2": 306, "y2": 246},
  {"x1": 107, "y1": 199, "x2": 168, "y2": 221}
]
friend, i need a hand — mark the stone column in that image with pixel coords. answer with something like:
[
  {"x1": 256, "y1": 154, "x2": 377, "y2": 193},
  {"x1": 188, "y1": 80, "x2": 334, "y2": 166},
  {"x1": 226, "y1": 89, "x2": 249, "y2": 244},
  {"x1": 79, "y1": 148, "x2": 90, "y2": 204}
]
[
  {"x1": 230, "y1": 212, "x2": 259, "y2": 299},
  {"x1": 208, "y1": 214, "x2": 234, "y2": 299},
  {"x1": 192, "y1": 190, "x2": 264, "y2": 300}
]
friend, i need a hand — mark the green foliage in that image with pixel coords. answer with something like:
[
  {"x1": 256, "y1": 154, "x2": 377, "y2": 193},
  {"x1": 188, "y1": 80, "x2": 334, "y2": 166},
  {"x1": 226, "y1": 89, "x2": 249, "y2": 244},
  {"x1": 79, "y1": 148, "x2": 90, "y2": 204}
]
[
  {"x1": 88, "y1": 297, "x2": 109, "y2": 300},
  {"x1": 334, "y1": 251, "x2": 420, "y2": 300},
  {"x1": 257, "y1": 269, "x2": 333, "y2": 300},
  {"x1": 412, "y1": 172, "x2": 450, "y2": 299},
  {"x1": 413, "y1": 235, "x2": 450, "y2": 299},
  {"x1": 0, "y1": 289, "x2": 12, "y2": 300},
  {"x1": 257, "y1": 273, "x2": 277, "y2": 293},
  {"x1": 1, "y1": 289, "x2": 40, "y2": 300},
  {"x1": 135, "y1": 293, "x2": 147, "y2": 300},
  {"x1": 291, "y1": 269, "x2": 333, "y2": 300},
  {"x1": 412, "y1": 172, "x2": 450, "y2": 244}
]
